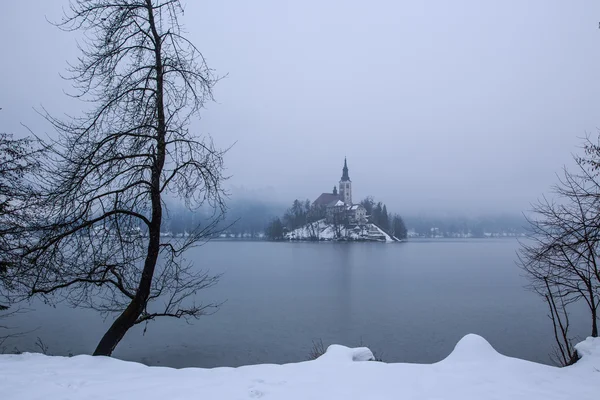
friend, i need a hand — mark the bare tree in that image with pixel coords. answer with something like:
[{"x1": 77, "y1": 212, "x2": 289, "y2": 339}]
[
  {"x1": 10, "y1": 0, "x2": 227, "y2": 356},
  {"x1": 330, "y1": 205, "x2": 347, "y2": 239},
  {"x1": 305, "y1": 204, "x2": 324, "y2": 240},
  {"x1": 307, "y1": 338, "x2": 326, "y2": 360},
  {"x1": 518, "y1": 141, "x2": 600, "y2": 364},
  {"x1": 0, "y1": 308, "x2": 27, "y2": 352},
  {"x1": 542, "y1": 277, "x2": 579, "y2": 366},
  {"x1": 0, "y1": 126, "x2": 44, "y2": 310},
  {"x1": 0, "y1": 110, "x2": 45, "y2": 352}
]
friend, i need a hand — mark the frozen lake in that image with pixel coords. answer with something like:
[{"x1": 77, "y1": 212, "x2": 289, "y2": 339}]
[{"x1": 3, "y1": 239, "x2": 590, "y2": 367}]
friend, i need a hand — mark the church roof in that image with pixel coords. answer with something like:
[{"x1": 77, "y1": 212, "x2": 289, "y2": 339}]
[
  {"x1": 341, "y1": 157, "x2": 350, "y2": 181},
  {"x1": 313, "y1": 193, "x2": 342, "y2": 206}
]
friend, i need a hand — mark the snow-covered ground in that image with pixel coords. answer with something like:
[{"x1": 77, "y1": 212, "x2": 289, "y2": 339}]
[
  {"x1": 1, "y1": 334, "x2": 598, "y2": 399},
  {"x1": 286, "y1": 219, "x2": 397, "y2": 242}
]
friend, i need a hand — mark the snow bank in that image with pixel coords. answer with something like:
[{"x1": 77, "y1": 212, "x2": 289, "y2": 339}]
[
  {"x1": 574, "y1": 336, "x2": 600, "y2": 371},
  {"x1": 0, "y1": 335, "x2": 598, "y2": 400},
  {"x1": 438, "y1": 333, "x2": 505, "y2": 364},
  {"x1": 316, "y1": 344, "x2": 375, "y2": 363}
]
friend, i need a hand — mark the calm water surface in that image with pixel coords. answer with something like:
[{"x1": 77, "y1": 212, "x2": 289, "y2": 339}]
[{"x1": 5, "y1": 239, "x2": 590, "y2": 367}]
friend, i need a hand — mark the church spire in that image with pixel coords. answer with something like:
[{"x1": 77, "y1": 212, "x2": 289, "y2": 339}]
[{"x1": 341, "y1": 157, "x2": 350, "y2": 181}]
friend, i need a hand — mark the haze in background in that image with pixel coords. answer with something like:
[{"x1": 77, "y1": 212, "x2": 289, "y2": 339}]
[{"x1": 1, "y1": 0, "x2": 600, "y2": 215}]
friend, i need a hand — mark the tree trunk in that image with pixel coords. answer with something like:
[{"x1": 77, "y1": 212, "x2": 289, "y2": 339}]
[
  {"x1": 93, "y1": 202, "x2": 162, "y2": 356},
  {"x1": 93, "y1": 0, "x2": 166, "y2": 356},
  {"x1": 585, "y1": 283, "x2": 598, "y2": 338},
  {"x1": 592, "y1": 306, "x2": 598, "y2": 338}
]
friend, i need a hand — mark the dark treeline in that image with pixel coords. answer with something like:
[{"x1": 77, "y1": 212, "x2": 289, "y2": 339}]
[
  {"x1": 265, "y1": 199, "x2": 324, "y2": 241},
  {"x1": 403, "y1": 214, "x2": 527, "y2": 238},
  {"x1": 165, "y1": 199, "x2": 526, "y2": 241},
  {"x1": 165, "y1": 198, "x2": 285, "y2": 239},
  {"x1": 359, "y1": 197, "x2": 407, "y2": 239},
  {"x1": 221, "y1": 199, "x2": 285, "y2": 238}
]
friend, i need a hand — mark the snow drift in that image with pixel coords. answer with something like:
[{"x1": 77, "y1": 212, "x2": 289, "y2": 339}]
[{"x1": 0, "y1": 334, "x2": 598, "y2": 399}]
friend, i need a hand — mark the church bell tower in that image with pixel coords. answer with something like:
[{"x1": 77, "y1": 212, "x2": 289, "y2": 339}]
[{"x1": 338, "y1": 157, "x2": 352, "y2": 204}]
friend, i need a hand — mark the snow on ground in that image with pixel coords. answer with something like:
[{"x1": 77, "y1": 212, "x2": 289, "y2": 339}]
[
  {"x1": 575, "y1": 336, "x2": 600, "y2": 371},
  {"x1": 286, "y1": 219, "x2": 397, "y2": 242},
  {"x1": 1, "y1": 334, "x2": 598, "y2": 400},
  {"x1": 368, "y1": 224, "x2": 397, "y2": 242}
]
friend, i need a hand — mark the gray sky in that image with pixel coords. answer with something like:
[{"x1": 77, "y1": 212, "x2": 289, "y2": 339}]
[{"x1": 1, "y1": 0, "x2": 600, "y2": 215}]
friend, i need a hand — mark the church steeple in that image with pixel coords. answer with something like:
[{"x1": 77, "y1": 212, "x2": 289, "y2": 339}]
[
  {"x1": 341, "y1": 157, "x2": 350, "y2": 182},
  {"x1": 333, "y1": 186, "x2": 338, "y2": 195},
  {"x1": 339, "y1": 157, "x2": 352, "y2": 204}
]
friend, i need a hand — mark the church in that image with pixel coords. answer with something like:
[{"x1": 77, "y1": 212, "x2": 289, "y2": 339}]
[{"x1": 313, "y1": 158, "x2": 367, "y2": 225}]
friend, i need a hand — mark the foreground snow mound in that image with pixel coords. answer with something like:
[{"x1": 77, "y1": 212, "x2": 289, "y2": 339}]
[
  {"x1": 0, "y1": 335, "x2": 598, "y2": 400},
  {"x1": 438, "y1": 334, "x2": 504, "y2": 363},
  {"x1": 574, "y1": 336, "x2": 600, "y2": 371},
  {"x1": 317, "y1": 344, "x2": 375, "y2": 362}
]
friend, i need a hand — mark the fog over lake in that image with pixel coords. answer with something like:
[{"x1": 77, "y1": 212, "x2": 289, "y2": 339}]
[{"x1": 3, "y1": 0, "x2": 600, "y2": 215}]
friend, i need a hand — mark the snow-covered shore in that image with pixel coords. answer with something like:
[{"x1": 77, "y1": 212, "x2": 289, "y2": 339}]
[
  {"x1": 1, "y1": 334, "x2": 598, "y2": 399},
  {"x1": 286, "y1": 219, "x2": 398, "y2": 242}
]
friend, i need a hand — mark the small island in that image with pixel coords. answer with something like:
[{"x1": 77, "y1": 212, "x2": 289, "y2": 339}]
[{"x1": 266, "y1": 158, "x2": 407, "y2": 242}]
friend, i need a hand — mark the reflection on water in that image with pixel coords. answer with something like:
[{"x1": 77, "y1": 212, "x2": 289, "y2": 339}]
[{"x1": 3, "y1": 239, "x2": 590, "y2": 367}]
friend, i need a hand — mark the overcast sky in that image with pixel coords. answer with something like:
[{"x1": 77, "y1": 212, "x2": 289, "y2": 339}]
[{"x1": 1, "y1": 0, "x2": 600, "y2": 215}]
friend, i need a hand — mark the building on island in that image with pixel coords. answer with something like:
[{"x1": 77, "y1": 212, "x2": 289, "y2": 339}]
[
  {"x1": 313, "y1": 158, "x2": 367, "y2": 225},
  {"x1": 348, "y1": 204, "x2": 367, "y2": 224}
]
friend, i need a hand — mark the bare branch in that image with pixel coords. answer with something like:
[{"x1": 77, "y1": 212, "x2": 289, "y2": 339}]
[{"x1": 10, "y1": 0, "x2": 228, "y2": 357}]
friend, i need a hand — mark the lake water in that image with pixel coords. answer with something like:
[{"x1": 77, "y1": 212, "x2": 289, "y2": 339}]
[{"x1": 3, "y1": 239, "x2": 591, "y2": 367}]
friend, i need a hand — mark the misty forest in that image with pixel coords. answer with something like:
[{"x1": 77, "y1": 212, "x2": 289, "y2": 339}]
[{"x1": 0, "y1": 1, "x2": 599, "y2": 399}]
